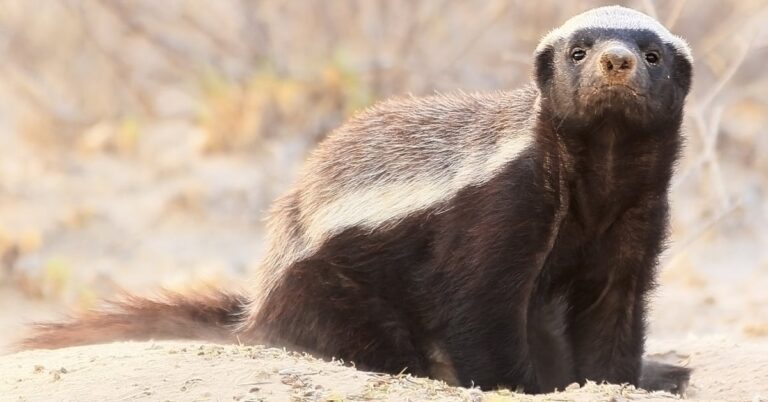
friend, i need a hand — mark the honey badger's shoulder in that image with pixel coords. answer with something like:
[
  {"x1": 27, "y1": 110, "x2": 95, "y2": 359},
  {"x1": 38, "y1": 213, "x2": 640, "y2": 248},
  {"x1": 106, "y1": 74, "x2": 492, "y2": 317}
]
[{"x1": 258, "y1": 85, "x2": 541, "y2": 271}]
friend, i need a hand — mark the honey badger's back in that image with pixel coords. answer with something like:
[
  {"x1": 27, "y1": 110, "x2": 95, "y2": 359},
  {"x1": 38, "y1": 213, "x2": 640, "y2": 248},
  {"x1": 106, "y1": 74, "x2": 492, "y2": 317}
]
[{"x1": 248, "y1": 87, "x2": 540, "y2": 319}]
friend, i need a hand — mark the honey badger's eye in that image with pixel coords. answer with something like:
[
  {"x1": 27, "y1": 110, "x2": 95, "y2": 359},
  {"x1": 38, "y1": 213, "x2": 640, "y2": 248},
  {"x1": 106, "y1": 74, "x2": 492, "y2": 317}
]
[
  {"x1": 571, "y1": 48, "x2": 586, "y2": 62},
  {"x1": 645, "y1": 51, "x2": 660, "y2": 64}
]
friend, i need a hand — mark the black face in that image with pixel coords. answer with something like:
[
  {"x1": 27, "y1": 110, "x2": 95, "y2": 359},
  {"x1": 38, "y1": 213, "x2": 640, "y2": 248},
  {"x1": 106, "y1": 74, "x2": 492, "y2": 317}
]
[{"x1": 535, "y1": 28, "x2": 692, "y2": 129}]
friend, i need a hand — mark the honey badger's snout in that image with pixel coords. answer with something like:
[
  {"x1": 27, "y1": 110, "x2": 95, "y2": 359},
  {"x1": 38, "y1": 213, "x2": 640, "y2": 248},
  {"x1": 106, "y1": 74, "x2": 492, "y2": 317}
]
[
  {"x1": 594, "y1": 43, "x2": 639, "y2": 86},
  {"x1": 599, "y1": 45, "x2": 636, "y2": 80}
]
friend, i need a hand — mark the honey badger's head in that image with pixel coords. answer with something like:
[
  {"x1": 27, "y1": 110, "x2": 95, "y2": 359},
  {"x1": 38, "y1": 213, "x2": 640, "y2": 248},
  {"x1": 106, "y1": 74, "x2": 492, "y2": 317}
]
[{"x1": 534, "y1": 6, "x2": 693, "y2": 129}]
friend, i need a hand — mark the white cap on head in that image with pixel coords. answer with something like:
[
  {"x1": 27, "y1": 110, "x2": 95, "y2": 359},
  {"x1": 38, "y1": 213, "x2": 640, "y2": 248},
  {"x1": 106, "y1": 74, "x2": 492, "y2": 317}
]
[{"x1": 535, "y1": 6, "x2": 692, "y2": 62}]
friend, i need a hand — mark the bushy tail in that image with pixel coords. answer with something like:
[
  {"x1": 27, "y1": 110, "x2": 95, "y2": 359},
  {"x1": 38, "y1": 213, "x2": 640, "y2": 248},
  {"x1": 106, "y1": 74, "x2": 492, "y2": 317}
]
[{"x1": 19, "y1": 290, "x2": 249, "y2": 350}]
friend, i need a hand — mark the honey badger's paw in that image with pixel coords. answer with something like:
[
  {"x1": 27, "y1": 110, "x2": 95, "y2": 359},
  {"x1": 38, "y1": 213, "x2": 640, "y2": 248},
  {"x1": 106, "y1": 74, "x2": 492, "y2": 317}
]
[{"x1": 640, "y1": 360, "x2": 691, "y2": 396}]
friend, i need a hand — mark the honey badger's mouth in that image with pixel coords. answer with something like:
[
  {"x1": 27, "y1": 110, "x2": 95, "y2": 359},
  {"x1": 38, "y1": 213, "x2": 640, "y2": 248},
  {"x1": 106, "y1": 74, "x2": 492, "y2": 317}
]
[
  {"x1": 578, "y1": 84, "x2": 647, "y2": 114},
  {"x1": 582, "y1": 83, "x2": 646, "y2": 98}
]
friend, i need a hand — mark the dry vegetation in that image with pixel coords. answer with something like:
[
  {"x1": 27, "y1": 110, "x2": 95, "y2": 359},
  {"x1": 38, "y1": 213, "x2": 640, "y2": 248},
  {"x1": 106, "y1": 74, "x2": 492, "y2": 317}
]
[{"x1": 0, "y1": 0, "x2": 766, "y2": 379}]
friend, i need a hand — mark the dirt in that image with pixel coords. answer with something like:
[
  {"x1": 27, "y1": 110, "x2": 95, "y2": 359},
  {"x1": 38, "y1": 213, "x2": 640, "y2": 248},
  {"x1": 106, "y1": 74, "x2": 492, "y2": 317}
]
[{"x1": 1, "y1": 338, "x2": 765, "y2": 402}]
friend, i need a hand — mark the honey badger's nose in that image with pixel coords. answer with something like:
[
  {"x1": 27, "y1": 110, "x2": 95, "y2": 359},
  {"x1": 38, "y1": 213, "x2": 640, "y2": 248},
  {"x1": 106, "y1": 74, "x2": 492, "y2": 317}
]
[{"x1": 599, "y1": 46, "x2": 636, "y2": 78}]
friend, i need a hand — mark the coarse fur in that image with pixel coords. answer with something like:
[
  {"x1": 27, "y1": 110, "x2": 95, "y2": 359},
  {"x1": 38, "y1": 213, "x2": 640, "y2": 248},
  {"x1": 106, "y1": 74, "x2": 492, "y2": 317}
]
[{"x1": 21, "y1": 6, "x2": 693, "y2": 396}]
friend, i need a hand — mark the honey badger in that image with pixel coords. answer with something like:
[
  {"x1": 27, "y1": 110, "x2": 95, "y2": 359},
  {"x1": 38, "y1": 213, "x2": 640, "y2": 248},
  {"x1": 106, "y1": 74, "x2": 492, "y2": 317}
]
[{"x1": 22, "y1": 6, "x2": 693, "y2": 395}]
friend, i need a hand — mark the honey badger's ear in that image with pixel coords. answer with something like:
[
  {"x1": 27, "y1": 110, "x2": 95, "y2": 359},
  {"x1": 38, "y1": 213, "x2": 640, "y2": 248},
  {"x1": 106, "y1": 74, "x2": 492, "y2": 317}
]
[
  {"x1": 534, "y1": 45, "x2": 555, "y2": 91},
  {"x1": 668, "y1": 44, "x2": 693, "y2": 95}
]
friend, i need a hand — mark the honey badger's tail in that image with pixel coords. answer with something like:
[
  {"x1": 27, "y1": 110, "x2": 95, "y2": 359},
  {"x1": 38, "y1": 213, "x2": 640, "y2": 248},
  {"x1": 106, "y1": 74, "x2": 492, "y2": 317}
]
[{"x1": 19, "y1": 290, "x2": 249, "y2": 350}]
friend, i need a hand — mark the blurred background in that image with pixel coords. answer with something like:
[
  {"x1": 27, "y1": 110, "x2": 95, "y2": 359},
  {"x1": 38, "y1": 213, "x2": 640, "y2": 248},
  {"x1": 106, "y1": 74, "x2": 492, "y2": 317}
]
[{"x1": 0, "y1": 0, "x2": 766, "y2": 350}]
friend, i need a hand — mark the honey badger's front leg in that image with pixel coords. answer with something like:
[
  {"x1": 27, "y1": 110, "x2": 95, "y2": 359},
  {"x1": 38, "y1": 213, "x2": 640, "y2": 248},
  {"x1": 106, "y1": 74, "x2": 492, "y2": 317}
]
[
  {"x1": 528, "y1": 291, "x2": 691, "y2": 395},
  {"x1": 566, "y1": 200, "x2": 667, "y2": 387}
]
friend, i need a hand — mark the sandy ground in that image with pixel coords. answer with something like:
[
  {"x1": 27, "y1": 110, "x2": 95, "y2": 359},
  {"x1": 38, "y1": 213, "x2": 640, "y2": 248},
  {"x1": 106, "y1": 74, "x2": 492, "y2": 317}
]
[{"x1": 1, "y1": 338, "x2": 766, "y2": 402}]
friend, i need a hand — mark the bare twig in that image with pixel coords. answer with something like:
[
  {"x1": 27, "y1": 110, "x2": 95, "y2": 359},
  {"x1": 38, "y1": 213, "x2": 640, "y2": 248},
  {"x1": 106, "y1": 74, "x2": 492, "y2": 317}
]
[
  {"x1": 641, "y1": 0, "x2": 658, "y2": 20},
  {"x1": 663, "y1": 198, "x2": 741, "y2": 263},
  {"x1": 435, "y1": 0, "x2": 511, "y2": 77},
  {"x1": 665, "y1": 0, "x2": 688, "y2": 29}
]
